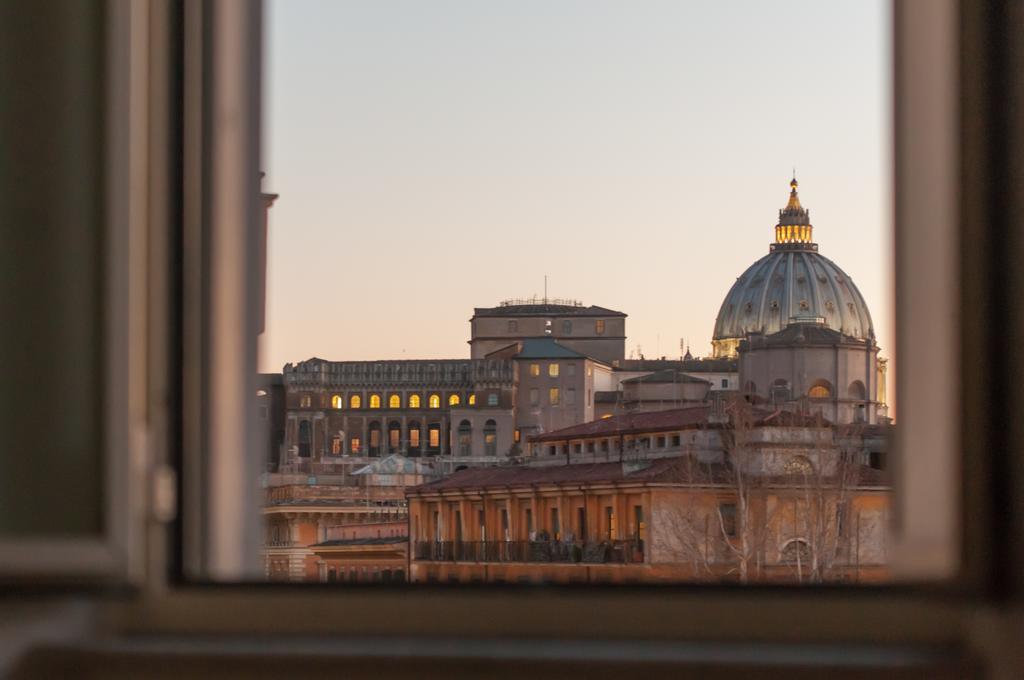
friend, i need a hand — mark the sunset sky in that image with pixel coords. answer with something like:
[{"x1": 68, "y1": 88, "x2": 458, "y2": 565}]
[{"x1": 260, "y1": 0, "x2": 892, "y2": 396}]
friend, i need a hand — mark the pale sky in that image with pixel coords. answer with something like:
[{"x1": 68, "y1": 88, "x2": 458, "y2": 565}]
[{"x1": 260, "y1": 0, "x2": 892, "y2": 397}]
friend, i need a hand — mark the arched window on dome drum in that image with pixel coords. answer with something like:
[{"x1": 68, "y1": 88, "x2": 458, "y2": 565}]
[
  {"x1": 349, "y1": 394, "x2": 362, "y2": 409},
  {"x1": 429, "y1": 394, "x2": 441, "y2": 409},
  {"x1": 449, "y1": 394, "x2": 460, "y2": 407},
  {"x1": 457, "y1": 420, "x2": 471, "y2": 457},
  {"x1": 388, "y1": 394, "x2": 401, "y2": 409},
  {"x1": 484, "y1": 419, "x2": 497, "y2": 456},
  {"x1": 331, "y1": 395, "x2": 343, "y2": 409},
  {"x1": 408, "y1": 394, "x2": 421, "y2": 409},
  {"x1": 369, "y1": 394, "x2": 381, "y2": 409},
  {"x1": 808, "y1": 380, "x2": 833, "y2": 399},
  {"x1": 847, "y1": 380, "x2": 867, "y2": 401}
]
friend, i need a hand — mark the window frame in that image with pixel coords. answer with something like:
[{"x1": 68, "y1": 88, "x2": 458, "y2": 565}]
[{"x1": 61, "y1": 0, "x2": 1017, "y2": 664}]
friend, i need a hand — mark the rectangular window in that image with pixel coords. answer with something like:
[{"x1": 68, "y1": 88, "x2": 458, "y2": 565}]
[
  {"x1": 487, "y1": 393, "x2": 498, "y2": 406},
  {"x1": 331, "y1": 436, "x2": 342, "y2": 455},
  {"x1": 369, "y1": 430, "x2": 380, "y2": 447},
  {"x1": 656, "y1": 435, "x2": 665, "y2": 448},
  {"x1": 566, "y1": 388, "x2": 576, "y2": 405},
  {"x1": 601, "y1": 439, "x2": 609, "y2": 453},
  {"x1": 434, "y1": 510, "x2": 441, "y2": 542},
  {"x1": 478, "y1": 509, "x2": 486, "y2": 542},
  {"x1": 549, "y1": 387, "x2": 560, "y2": 405},
  {"x1": 525, "y1": 508, "x2": 533, "y2": 536},
  {"x1": 300, "y1": 395, "x2": 311, "y2": 408},
  {"x1": 455, "y1": 510, "x2": 463, "y2": 543},
  {"x1": 429, "y1": 429, "x2": 440, "y2": 448},
  {"x1": 548, "y1": 445, "x2": 557, "y2": 456},
  {"x1": 513, "y1": 429, "x2": 520, "y2": 443},
  {"x1": 550, "y1": 508, "x2": 560, "y2": 540},
  {"x1": 634, "y1": 505, "x2": 645, "y2": 543},
  {"x1": 567, "y1": 363, "x2": 576, "y2": 377},
  {"x1": 529, "y1": 388, "x2": 539, "y2": 406},
  {"x1": 671, "y1": 434, "x2": 681, "y2": 447},
  {"x1": 605, "y1": 506, "x2": 614, "y2": 540},
  {"x1": 587, "y1": 389, "x2": 592, "y2": 406},
  {"x1": 409, "y1": 429, "x2": 420, "y2": 448},
  {"x1": 562, "y1": 320, "x2": 572, "y2": 334},
  {"x1": 721, "y1": 378, "x2": 729, "y2": 388},
  {"x1": 720, "y1": 503, "x2": 737, "y2": 537},
  {"x1": 501, "y1": 509, "x2": 509, "y2": 540},
  {"x1": 548, "y1": 362, "x2": 559, "y2": 377},
  {"x1": 508, "y1": 320, "x2": 518, "y2": 332},
  {"x1": 586, "y1": 441, "x2": 595, "y2": 453},
  {"x1": 577, "y1": 507, "x2": 587, "y2": 541},
  {"x1": 350, "y1": 437, "x2": 361, "y2": 454},
  {"x1": 529, "y1": 363, "x2": 540, "y2": 377},
  {"x1": 595, "y1": 319, "x2": 605, "y2": 335}
]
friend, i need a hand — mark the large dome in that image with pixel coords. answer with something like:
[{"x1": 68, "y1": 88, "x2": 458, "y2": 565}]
[{"x1": 711, "y1": 178, "x2": 875, "y2": 358}]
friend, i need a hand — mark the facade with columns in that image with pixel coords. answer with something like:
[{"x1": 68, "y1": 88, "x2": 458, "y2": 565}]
[{"x1": 279, "y1": 358, "x2": 517, "y2": 475}]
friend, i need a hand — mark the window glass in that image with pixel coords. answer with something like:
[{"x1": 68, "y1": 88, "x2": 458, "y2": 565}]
[{"x1": 255, "y1": 0, "x2": 900, "y2": 589}]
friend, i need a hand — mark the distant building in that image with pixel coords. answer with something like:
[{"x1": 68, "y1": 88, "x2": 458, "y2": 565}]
[
  {"x1": 407, "y1": 405, "x2": 890, "y2": 584},
  {"x1": 469, "y1": 299, "x2": 627, "y2": 365},
  {"x1": 713, "y1": 177, "x2": 888, "y2": 424},
  {"x1": 309, "y1": 520, "x2": 408, "y2": 584}
]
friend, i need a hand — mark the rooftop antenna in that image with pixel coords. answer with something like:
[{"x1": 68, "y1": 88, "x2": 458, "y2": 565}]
[{"x1": 544, "y1": 275, "x2": 548, "y2": 304}]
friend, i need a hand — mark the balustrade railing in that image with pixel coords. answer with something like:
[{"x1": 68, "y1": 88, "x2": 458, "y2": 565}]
[{"x1": 413, "y1": 540, "x2": 644, "y2": 564}]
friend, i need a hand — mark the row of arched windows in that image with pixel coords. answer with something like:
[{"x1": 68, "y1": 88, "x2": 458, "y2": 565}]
[
  {"x1": 328, "y1": 392, "x2": 485, "y2": 410},
  {"x1": 745, "y1": 379, "x2": 868, "y2": 400}
]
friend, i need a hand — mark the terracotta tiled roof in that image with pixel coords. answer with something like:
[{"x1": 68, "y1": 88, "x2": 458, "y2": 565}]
[
  {"x1": 407, "y1": 456, "x2": 888, "y2": 494},
  {"x1": 529, "y1": 406, "x2": 828, "y2": 443}
]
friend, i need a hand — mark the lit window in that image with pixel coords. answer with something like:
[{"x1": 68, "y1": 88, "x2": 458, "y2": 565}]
[
  {"x1": 487, "y1": 393, "x2": 498, "y2": 406},
  {"x1": 601, "y1": 414, "x2": 612, "y2": 419},
  {"x1": 429, "y1": 394, "x2": 440, "y2": 409},
  {"x1": 808, "y1": 381, "x2": 832, "y2": 399},
  {"x1": 468, "y1": 394, "x2": 476, "y2": 406},
  {"x1": 369, "y1": 394, "x2": 381, "y2": 408},
  {"x1": 548, "y1": 363, "x2": 559, "y2": 377},
  {"x1": 349, "y1": 394, "x2": 361, "y2": 409},
  {"x1": 409, "y1": 394, "x2": 421, "y2": 408},
  {"x1": 530, "y1": 363, "x2": 540, "y2": 377},
  {"x1": 331, "y1": 395, "x2": 342, "y2": 409},
  {"x1": 409, "y1": 429, "x2": 420, "y2": 448},
  {"x1": 331, "y1": 437, "x2": 342, "y2": 455},
  {"x1": 429, "y1": 428, "x2": 440, "y2": 448},
  {"x1": 389, "y1": 394, "x2": 401, "y2": 409},
  {"x1": 300, "y1": 395, "x2": 311, "y2": 408},
  {"x1": 549, "y1": 388, "x2": 560, "y2": 405},
  {"x1": 449, "y1": 394, "x2": 460, "y2": 406},
  {"x1": 350, "y1": 437, "x2": 361, "y2": 454},
  {"x1": 514, "y1": 429, "x2": 520, "y2": 443},
  {"x1": 586, "y1": 364, "x2": 593, "y2": 376},
  {"x1": 595, "y1": 319, "x2": 605, "y2": 335}
]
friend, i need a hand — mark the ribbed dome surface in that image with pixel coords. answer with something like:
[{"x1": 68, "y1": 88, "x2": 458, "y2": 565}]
[{"x1": 712, "y1": 249, "x2": 874, "y2": 350}]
